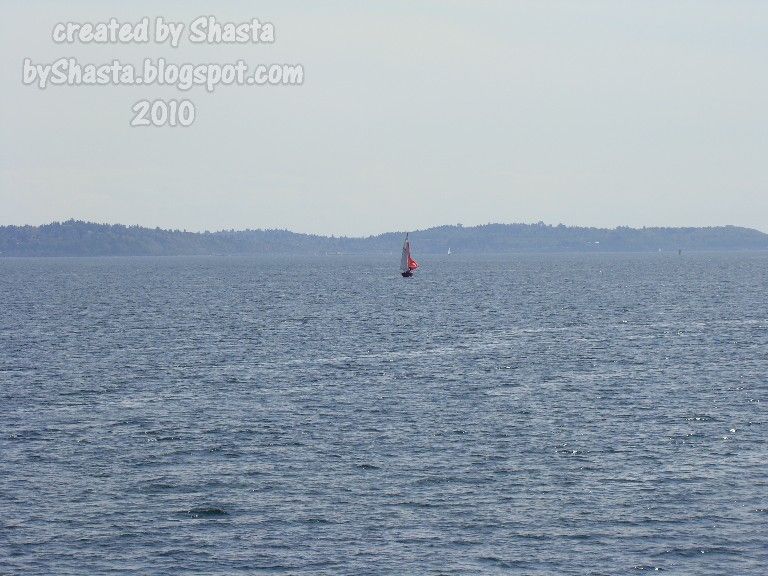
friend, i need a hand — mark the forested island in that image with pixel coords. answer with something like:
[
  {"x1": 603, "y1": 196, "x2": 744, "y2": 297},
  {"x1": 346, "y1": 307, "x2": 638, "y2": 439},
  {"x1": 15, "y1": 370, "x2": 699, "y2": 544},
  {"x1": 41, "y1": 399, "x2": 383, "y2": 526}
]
[{"x1": 1, "y1": 220, "x2": 767, "y2": 256}]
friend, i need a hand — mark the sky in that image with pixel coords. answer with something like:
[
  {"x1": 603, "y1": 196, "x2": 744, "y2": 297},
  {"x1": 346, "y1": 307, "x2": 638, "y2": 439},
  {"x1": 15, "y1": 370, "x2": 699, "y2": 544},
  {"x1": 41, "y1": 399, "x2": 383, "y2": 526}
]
[{"x1": 1, "y1": 0, "x2": 767, "y2": 236}]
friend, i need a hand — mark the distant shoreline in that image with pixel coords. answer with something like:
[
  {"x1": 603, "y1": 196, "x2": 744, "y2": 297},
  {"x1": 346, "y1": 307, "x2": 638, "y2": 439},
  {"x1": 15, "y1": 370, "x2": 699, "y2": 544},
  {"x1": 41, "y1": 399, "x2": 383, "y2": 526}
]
[
  {"x1": 2, "y1": 220, "x2": 767, "y2": 257},
  {"x1": 4, "y1": 251, "x2": 768, "y2": 262}
]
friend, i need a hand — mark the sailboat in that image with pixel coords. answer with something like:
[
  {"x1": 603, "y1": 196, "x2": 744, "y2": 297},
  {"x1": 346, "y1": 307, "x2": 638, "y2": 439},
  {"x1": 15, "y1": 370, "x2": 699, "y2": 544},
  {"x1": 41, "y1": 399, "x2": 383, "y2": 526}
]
[
  {"x1": 447, "y1": 247, "x2": 451, "y2": 255},
  {"x1": 400, "y1": 233, "x2": 419, "y2": 277}
]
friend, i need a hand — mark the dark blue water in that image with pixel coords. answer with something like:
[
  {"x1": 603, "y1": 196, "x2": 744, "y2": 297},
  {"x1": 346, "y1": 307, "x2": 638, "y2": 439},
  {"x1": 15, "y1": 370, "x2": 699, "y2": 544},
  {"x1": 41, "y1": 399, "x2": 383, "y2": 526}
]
[{"x1": 1, "y1": 253, "x2": 766, "y2": 575}]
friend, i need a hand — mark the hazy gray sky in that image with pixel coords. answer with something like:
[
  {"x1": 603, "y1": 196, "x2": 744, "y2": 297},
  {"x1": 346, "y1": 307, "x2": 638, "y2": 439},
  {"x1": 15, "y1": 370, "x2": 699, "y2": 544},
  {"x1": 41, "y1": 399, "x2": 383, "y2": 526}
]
[{"x1": 2, "y1": 1, "x2": 767, "y2": 235}]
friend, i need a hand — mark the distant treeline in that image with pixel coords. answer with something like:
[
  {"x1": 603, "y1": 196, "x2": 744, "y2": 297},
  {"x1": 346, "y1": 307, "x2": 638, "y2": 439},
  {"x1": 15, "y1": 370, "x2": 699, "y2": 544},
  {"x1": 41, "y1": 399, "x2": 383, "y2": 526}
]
[{"x1": 1, "y1": 220, "x2": 767, "y2": 256}]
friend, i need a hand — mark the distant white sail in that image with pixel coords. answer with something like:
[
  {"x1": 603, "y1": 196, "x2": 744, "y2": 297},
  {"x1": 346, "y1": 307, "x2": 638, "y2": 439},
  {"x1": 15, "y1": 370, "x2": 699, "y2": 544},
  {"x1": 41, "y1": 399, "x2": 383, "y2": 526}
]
[
  {"x1": 401, "y1": 235, "x2": 410, "y2": 273},
  {"x1": 400, "y1": 233, "x2": 419, "y2": 275}
]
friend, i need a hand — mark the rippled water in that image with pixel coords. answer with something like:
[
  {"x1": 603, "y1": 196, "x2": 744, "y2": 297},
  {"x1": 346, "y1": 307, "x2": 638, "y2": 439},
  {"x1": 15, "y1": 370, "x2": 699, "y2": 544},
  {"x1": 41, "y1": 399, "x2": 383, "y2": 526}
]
[{"x1": 1, "y1": 253, "x2": 766, "y2": 575}]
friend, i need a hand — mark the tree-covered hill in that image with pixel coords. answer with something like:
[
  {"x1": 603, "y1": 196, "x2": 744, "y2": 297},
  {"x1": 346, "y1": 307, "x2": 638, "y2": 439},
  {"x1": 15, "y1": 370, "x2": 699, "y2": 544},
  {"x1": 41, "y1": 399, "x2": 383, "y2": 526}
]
[{"x1": 1, "y1": 220, "x2": 766, "y2": 256}]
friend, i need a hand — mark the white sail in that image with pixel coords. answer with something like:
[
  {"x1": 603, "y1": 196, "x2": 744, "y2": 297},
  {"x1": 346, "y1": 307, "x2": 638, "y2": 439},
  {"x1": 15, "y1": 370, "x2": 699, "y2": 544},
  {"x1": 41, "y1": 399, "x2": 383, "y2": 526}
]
[{"x1": 400, "y1": 235, "x2": 410, "y2": 273}]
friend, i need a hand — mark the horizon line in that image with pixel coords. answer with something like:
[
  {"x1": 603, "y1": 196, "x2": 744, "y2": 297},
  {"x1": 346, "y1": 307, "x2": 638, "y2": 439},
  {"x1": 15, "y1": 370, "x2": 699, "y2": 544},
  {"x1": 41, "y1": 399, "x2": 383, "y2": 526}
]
[{"x1": 0, "y1": 219, "x2": 764, "y2": 239}]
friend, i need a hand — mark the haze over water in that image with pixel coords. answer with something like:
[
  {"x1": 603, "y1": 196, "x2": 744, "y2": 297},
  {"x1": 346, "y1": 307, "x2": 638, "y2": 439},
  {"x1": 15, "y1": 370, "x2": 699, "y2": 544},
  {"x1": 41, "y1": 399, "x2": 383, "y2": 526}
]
[{"x1": 1, "y1": 253, "x2": 767, "y2": 574}]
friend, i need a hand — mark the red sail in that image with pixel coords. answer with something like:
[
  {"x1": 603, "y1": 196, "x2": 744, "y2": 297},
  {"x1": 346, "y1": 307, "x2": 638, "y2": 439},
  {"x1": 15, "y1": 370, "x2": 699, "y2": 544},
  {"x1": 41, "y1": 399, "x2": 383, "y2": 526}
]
[{"x1": 408, "y1": 257, "x2": 419, "y2": 270}]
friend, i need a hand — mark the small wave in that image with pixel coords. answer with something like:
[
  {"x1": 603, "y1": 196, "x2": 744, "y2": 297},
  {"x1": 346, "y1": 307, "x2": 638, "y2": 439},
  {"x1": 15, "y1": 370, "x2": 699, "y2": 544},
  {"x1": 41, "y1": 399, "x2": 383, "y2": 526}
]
[
  {"x1": 300, "y1": 516, "x2": 333, "y2": 525},
  {"x1": 184, "y1": 507, "x2": 228, "y2": 518},
  {"x1": 392, "y1": 500, "x2": 444, "y2": 509},
  {"x1": 658, "y1": 545, "x2": 741, "y2": 558},
  {"x1": 144, "y1": 482, "x2": 175, "y2": 492},
  {"x1": 477, "y1": 556, "x2": 525, "y2": 569},
  {"x1": 684, "y1": 414, "x2": 720, "y2": 422}
]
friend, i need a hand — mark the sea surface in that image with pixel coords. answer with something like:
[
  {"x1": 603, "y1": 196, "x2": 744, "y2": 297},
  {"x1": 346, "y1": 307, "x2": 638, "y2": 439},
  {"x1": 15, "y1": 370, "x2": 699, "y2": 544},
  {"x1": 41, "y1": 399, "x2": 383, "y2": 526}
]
[{"x1": 1, "y1": 253, "x2": 766, "y2": 575}]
